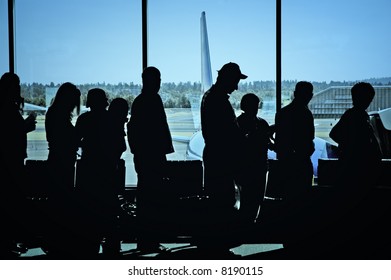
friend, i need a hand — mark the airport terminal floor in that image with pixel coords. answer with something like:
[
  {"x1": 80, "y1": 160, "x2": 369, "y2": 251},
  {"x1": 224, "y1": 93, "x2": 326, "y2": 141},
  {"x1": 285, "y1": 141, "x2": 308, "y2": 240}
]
[
  {"x1": 18, "y1": 243, "x2": 284, "y2": 260},
  {"x1": 15, "y1": 238, "x2": 391, "y2": 260}
]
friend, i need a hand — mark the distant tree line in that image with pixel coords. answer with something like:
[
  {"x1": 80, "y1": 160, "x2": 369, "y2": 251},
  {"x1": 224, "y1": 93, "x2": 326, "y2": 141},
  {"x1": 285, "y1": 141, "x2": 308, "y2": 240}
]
[{"x1": 20, "y1": 78, "x2": 391, "y2": 109}]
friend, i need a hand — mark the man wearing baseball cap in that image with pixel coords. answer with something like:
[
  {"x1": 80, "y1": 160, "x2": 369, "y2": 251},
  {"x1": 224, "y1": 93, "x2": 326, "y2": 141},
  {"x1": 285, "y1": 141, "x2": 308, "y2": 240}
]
[
  {"x1": 217, "y1": 62, "x2": 248, "y2": 80},
  {"x1": 199, "y1": 62, "x2": 247, "y2": 257}
]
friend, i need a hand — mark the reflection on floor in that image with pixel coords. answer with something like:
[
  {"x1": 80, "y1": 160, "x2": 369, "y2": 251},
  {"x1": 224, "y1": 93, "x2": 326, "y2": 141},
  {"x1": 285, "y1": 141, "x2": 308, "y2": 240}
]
[{"x1": 19, "y1": 243, "x2": 284, "y2": 259}]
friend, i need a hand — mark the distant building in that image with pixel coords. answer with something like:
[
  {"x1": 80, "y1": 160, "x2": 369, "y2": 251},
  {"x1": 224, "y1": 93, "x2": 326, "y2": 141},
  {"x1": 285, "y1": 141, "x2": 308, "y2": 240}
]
[{"x1": 309, "y1": 86, "x2": 391, "y2": 118}]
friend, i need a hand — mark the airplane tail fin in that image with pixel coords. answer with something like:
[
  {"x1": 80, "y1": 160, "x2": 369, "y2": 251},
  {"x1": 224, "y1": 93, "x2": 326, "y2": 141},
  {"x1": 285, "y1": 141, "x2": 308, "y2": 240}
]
[
  {"x1": 190, "y1": 11, "x2": 213, "y2": 131},
  {"x1": 201, "y1": 11, "x2": 213, "y2": 93}
]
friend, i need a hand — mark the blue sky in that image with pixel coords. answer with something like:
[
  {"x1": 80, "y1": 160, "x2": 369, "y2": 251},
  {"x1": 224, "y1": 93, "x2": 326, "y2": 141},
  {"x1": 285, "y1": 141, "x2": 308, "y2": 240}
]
[{"x1": 1, "y1": 0, "x2": 390, "y2": 84}]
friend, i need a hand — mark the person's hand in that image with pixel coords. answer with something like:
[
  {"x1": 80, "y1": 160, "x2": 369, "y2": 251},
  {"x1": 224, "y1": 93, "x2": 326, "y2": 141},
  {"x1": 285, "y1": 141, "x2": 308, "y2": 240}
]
[{"x1": 25, "y1": 112, "x2": 37, "y2": 133}]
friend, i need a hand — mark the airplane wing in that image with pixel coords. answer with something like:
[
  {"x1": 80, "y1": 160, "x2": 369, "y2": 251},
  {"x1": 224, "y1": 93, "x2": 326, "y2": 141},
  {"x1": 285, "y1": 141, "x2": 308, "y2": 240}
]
[
  {"x1": 377, "y1": 107, "x2": 391, "y2": 130},
  {"x1": 23, "y1": 102, "x2": 47, "y2": 113}
]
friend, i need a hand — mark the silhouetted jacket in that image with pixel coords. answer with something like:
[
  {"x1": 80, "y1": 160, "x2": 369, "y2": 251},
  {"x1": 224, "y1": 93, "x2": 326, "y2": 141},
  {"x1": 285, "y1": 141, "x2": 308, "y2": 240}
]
[
  {"x1": 329, "y1": 107, "x2": 381, "y2": 164},
  {"x1": 274, "y1": 100, "x2": 315, "y2": 160},
  {"x1": 0, "y1": 103, "x2": 27, "y2": 190},
  {"x1": 236, "y1": 113, "x2": 271, "y2": 164},
  {"x1": 127, "y1": 91, "x2": 174, "y2": 158},
  {"x1": 107, "y1": 115, "x2": 127, "y2": 163},
  {"x1": 45, "y1": 107, "x2": 79, "y2": 166},
  {"x1": 76, "y1": 109, "x2": 110, "y2": 162},
  {"x1": 201, "y1": 85, "x2": 244, "y2": 165}
]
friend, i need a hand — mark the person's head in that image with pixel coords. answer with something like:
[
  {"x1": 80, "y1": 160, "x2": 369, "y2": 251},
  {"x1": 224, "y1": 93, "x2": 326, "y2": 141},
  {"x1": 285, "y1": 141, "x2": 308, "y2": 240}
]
[
  {"x1": 293, "y1": 81, "x2": 313, "y2": 106},
  {"x1": 216, "y1": 62, "x2": 247, "y2": 94},
  {"x1": 142, "y1": 66, "x2": 161, "y2": 93},
  {"x1": 86, "y1": 88, "x2": 108, "y2": 110},
  {"x1": 108, "y1": 97, "x2": 129, "y2": 123},
  {"x1": 240, "y1": 93, "x2": 260, "y2": 116},
  {"x1": 51, "y1": 82, "x2": 81, "y2": 115},
  {"x1": 0, "y1": 72, "x2": 23, "y2": 109},
  {"x1": 351, "y1": 82, "x2": 375, "y2": 110}
]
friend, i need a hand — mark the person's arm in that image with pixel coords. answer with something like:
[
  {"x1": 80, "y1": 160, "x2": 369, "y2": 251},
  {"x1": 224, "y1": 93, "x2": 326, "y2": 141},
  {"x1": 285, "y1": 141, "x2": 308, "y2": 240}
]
[
  {"x1": 24, "y1": 111, "x2": 37, "y2": 133},
  {"x1": 329, "y1": 114, "x2": 347, "y2": 145}
]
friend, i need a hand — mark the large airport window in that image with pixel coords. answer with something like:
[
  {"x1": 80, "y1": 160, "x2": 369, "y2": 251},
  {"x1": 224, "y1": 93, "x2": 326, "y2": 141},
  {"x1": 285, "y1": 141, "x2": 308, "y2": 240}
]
[
  {"x1": 282, "y1": 0, "x2": 391, "y2": 140},
  {"x1": 148, "y1": 0, "x2": 277, "y2": 162},
  {"x1": 282, "y1": 0, "x2": 391, "y2": 177},
  {"x1": 14, "y1": 0, "x2": 141, "y2": 185},
  {"x1": 10, "y1": 1, "x2": 389, "y2": 187}
]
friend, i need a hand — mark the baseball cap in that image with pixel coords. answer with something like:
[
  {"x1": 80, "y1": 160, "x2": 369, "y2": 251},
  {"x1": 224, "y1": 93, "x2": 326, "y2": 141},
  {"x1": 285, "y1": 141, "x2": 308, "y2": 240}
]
[{"x1": 218, "y1": 62, "x2": 248, "y2": 79}]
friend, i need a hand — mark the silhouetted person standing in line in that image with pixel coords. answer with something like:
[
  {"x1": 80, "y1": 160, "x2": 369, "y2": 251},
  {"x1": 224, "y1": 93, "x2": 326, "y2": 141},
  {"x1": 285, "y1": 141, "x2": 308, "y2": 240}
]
[
  {"x1": 127, "y1": 66, "x2": 174, "y2": 253},
  {"x1": 0, "y1": 72, "x2": 36, "y2": 257},
  {"x1": 106, "y1": 97, "x2": 130, "y2": 197},
  {"x1": 100, "y1": 97, "x2": 129, "y2": 256},
  {"x1": 274, "y1": 81, "x2": 314, "y2": 247},
  {"x1": 329, "y1": 82, "x2": 381, "y2": 195},
  {"x1": 200, "y1": 62, "x2": 247, "y2": 256},
  {"x1": 328, "y1": 82, "x2": 382, "y2": 253},
  {"x1": 236, "y1": 93, "x2": 271, "y2": 224},
  {"x1": 107, "y1": 97, "x2": 129, "y2": 170},
  {"x1": 75, "y1": 88, "x2": 116, "y2": 257},
  {"x1": 45, "y1": 82, "x2": 81, "y2": 257},
  {"x1": 274, "y1": 81, "x2": 315, "y2": 199}
]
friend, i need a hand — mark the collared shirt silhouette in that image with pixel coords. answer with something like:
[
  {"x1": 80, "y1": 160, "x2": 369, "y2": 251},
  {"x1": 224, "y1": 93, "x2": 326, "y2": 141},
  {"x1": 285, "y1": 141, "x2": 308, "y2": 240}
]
[{"x1": 127, "y1": 66, "x2": 174, "y2": 253}]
